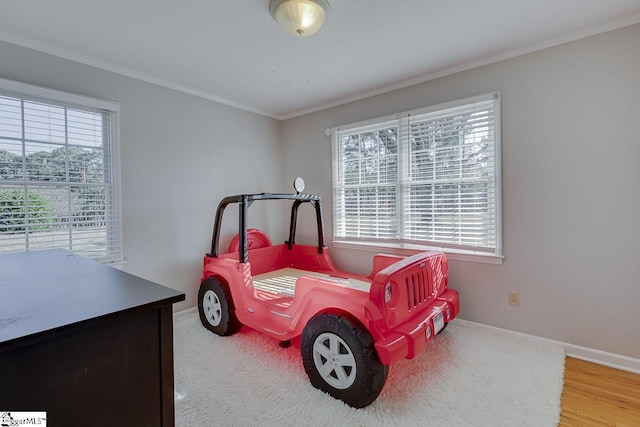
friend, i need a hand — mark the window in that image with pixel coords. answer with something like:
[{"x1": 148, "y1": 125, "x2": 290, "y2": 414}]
[
  {"x1": 0, "y1": 78, "x2": 122, "y2": 263},
  {"x1": 332, "y1": 92, "x2": 501, "y2": 260}
]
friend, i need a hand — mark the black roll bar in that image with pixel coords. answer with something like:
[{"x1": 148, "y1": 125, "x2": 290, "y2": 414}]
[{"x1": 208, "y1": 192, "x2": 325, "y2": 263}]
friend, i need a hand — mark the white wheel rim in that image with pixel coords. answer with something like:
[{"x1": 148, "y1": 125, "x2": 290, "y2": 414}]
[
  {"x1": 203, "y1": 289, "x2": 222, "y2": 327},
  {"x1": 312, "y1": 332, "x2": 357, "y2": 390}
]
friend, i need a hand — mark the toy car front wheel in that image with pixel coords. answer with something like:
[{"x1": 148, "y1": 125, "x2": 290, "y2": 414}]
[
  {"x1": 198, "y1": 278, "x2": 241, "y2": 336},
  {"x1": 301, "y1": 314, "x2": 388, "y2": 408}
]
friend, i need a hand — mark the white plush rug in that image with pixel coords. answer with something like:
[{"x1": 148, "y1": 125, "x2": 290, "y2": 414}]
[{"x1": 173, "y1": 311, "x2": 565, "y2": 427}]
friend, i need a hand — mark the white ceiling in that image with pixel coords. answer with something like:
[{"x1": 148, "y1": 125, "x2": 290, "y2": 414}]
[{"x1": 1, "y1": 0, "x2": 640, "y2": 120}]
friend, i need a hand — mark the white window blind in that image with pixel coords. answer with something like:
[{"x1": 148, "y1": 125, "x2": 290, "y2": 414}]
[
  {"x1": 332, "y1": 92, "x2": 501, "y2": 256},
  {"x1": 0, "y1": 78, "x2": 122, "y2": 263}
]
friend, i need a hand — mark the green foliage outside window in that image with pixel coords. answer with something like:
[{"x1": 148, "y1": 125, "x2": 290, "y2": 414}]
[{"x1": 0, "y1": 188, "x2": 52, "y2": 233}]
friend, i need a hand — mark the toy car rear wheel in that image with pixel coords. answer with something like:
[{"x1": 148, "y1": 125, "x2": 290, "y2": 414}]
[
  {"x1": 198, "y1": 277, "x2": 241, "y2": 336},
  {"x1": 301, "y1": 314, "x2": 388, "y2": 408}
]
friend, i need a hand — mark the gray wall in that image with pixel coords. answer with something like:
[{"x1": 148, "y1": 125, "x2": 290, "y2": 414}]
[
  {"x1": 281, "y1": 24, "x2": 640, "y2": 359},
  {"x1": 0, "y1": 40, "x2": 285, "y2": 311}
]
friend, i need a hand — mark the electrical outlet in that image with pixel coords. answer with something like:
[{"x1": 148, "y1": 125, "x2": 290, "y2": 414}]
[{"x1": 509, "y1": 291, "x2": 520, "y2": 306}]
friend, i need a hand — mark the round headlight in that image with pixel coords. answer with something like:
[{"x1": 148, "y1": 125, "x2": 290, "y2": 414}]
[{"x1": 384, "y1": 282, "x2": 392, "y2": 303}]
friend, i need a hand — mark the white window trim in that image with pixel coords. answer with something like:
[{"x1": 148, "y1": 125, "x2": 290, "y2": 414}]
[
  {"x1": 330, "y1": 92, "x2": 502, "y2": 265},
  {"x1": 0, "y1": 77, "x2": 120, "y2": 112},
  {"x1": 332, "y1": 240, "x2": 504, "y2": 265},
  {"x1": 0, "y1": 77, "x2": 123, "y2": 264}
]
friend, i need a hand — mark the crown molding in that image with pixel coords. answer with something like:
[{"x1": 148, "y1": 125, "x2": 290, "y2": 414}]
[{"x1": 3, "y1": 12, "x2": 640, "y2": 122}]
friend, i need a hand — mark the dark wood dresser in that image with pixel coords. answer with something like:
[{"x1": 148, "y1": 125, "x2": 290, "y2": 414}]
[{"x1": 0, "y1": 249, "x2": 185, "y2": 426}]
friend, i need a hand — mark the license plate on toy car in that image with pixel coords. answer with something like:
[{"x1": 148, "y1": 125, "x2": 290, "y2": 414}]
[{"x1": 433, "y1": 312, "x2": 445, "y2": 335}]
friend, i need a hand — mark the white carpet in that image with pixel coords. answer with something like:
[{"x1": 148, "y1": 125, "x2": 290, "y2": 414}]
[{"x1": 173, "y1": 311, "x2": 565, "y2": 427}]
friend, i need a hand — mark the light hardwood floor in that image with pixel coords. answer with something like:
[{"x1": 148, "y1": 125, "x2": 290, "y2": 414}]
[{"x1": 560, "y1": 357, "x2": 640, "y2": 426}]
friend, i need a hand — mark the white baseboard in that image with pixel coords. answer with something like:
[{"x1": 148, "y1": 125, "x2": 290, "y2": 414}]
[
  {"x1": 460, "y1": 320, "x2": 640, "y2": 375},
  {"x1": 561, "y1": 342, "x2": 640, "y2": 375},
  {"x1": 174, "y1": 307, "x2": 640, "y2": 375},
  {"x1": 174, "y1": 306, "x2": 197, "y2": 319}
]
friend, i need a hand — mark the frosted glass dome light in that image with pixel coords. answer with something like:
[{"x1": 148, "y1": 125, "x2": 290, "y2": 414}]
[{"x1": 269, "y1": 0, "x2": 330, "y2": 37}]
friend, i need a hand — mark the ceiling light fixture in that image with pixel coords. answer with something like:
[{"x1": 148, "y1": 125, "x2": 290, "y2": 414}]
[{"x1": 269, "y1": 0, "x2": 330, "y2": 37}]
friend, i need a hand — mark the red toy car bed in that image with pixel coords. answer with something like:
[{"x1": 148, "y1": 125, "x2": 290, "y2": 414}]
[{"x1": 198, "y1": 179, "x2": 459, "y2": 408}]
